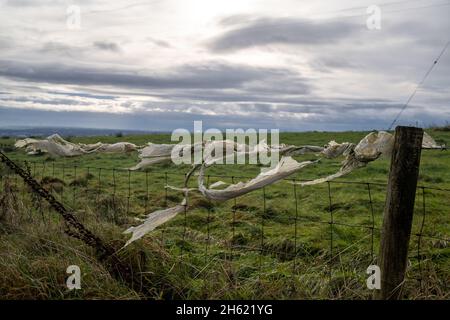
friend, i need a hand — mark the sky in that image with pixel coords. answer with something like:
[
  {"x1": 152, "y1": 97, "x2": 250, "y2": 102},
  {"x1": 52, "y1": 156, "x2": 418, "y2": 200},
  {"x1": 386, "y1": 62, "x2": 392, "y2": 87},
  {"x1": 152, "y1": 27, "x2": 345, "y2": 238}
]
[{"x1": 0, "y1": 0, "x2": 449, "y2": 131}]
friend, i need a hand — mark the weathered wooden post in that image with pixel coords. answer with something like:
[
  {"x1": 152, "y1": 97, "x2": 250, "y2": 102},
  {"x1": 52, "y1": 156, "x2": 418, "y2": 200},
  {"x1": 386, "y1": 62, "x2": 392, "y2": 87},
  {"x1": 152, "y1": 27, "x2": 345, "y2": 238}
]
[{"x1": 376, "y1": 126, "x2": 423, "y2": 299}]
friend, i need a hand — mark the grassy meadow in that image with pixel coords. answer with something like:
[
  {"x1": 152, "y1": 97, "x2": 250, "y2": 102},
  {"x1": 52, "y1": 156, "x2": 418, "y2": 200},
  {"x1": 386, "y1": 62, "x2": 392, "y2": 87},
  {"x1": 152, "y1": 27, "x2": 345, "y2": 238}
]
[{"x1": 0, "y1": 129, "x2": 449, "y2": 299}]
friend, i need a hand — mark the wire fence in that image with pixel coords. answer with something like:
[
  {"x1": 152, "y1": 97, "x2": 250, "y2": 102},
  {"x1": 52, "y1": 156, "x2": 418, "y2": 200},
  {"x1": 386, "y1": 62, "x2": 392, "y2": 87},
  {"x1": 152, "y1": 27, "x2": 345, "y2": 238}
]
[{"x1": 0, "y1": 157, "x2": 449, "y2": 297}]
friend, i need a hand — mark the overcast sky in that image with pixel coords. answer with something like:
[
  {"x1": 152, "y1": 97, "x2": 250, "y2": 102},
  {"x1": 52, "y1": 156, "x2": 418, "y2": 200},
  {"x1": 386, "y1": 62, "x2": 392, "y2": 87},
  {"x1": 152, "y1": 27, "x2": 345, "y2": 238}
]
[{"x1": 0, "y1": 0, "x2": 449, "y2": 131}]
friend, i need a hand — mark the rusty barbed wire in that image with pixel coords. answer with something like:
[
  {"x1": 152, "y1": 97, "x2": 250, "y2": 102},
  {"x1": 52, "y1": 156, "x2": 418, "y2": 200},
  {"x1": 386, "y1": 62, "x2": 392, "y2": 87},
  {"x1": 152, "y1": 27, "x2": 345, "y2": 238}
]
[{"x1": 0, "y1": 150, "x2": 114, "y2": 259}]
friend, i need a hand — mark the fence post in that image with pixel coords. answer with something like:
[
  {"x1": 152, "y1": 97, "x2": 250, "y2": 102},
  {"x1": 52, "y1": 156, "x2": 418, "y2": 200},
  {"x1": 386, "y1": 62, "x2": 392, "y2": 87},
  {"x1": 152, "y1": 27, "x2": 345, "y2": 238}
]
[{"x1": 376, "y1": 126, "x2": 423, "y2": 300}]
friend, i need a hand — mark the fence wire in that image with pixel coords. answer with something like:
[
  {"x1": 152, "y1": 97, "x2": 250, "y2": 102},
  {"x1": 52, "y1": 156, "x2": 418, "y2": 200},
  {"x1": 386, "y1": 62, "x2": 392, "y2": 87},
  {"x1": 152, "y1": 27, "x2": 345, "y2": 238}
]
[{"x1": 0, "y1": 157, "x2": 449, "y2": 297}]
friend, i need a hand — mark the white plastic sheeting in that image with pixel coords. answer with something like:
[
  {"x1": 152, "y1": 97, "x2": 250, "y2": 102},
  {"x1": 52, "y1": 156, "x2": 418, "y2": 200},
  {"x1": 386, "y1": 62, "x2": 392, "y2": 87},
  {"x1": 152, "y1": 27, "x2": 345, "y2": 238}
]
[
  {"x1": 198, "y1": 157, "x2": 318, "y2": 201},
  {"x1": 15, "y1": 134, "x2": 137, "y2": 157},
  {"x1": 297, "y1": 131, "x2": 393, "y2": 186},
  {"x1": 122, "y1": 130, "x2": 443, "y2": 247},
  {"x1": 123, "y1": 203, "x2": 186, "y2": 247},
  {"x1": 11, "y1": 131, "x2": 443, "y2": 247},
  {"x1": 85, "y1": 142, "x2": 137, "y2": 153},
  {"x1": 23, "y1": 134, "x2": 92, "y2": 157},
  {"x1": 129, "y1": 140, "x2": 255, "y2": 171},
  {"x1": 422, "y1": 131, "x2": 443, "y2": 149},
  {"x1": 129, "y1": 143, "x2": 178, "y2": 170},
  {"x1": 123, "y1": 139, "x2": 348, "y2": 247},
  {"x1": 14, "y1": 138, "x2": 39, "y2": 149}
]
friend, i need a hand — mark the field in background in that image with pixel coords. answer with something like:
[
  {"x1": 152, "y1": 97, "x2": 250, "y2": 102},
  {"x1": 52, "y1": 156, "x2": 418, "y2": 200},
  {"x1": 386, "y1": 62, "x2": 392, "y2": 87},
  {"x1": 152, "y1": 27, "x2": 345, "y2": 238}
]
[{"x1": 0, "y1": 129, "x2": 449, "y2": 299}]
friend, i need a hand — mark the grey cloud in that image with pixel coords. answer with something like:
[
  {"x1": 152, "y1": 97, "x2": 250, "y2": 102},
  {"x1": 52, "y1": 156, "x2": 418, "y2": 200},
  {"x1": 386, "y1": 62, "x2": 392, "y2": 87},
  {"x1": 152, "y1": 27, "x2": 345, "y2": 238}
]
[
  {"x1": 1, "y1": 99, "x2": 445, "y2": 132},
  {"x1": 47, "y1": 91, "x2": 117, "y2": 100},
  {"x1": 250, "y1": 103, "x2": 272, "y2": 112},
  {"x1": 38, "y1": 42, "x2": 85, "y2": 58},
  {"x1": 0, "y1": 2, "x2": 448, "y2": 131},
  {"x1": 237, "y1": 101, "x2": 406, "y2": 116},
  {"x1": 0, "y1": 95, "x2": 90, "y2": 106},
  {"x1": 93, "y1": 41, "x2": 121, "y2": 52},
  {"x1": 387, "y1": 15, "x2": 450, "y2": 44},
  {"x1": 147, "y1": 37, "x2": 172, "y2": 48},
  {"x1": 0, "y1": 37, "x2": 14, "y2": 50},
  {"x1": 310, "y1": 56, "x2": 361, "y2": 72},
  {"x1": 218, "y1": 15, "x2": 257, "y2": 27},
  {"x1": 209, "y1": 17, "x2": 357, "y2": 52},
  {"x1": 0, "y1": 60, "x2": 310, "y2": 92}
]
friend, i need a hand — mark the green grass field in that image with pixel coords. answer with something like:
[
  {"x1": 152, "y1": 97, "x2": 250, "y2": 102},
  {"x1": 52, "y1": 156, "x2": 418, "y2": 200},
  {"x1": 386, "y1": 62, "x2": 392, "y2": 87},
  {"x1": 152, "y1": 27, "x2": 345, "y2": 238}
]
[{"x1": 0, "y1": 129, "x2": 449, "y2": 299}]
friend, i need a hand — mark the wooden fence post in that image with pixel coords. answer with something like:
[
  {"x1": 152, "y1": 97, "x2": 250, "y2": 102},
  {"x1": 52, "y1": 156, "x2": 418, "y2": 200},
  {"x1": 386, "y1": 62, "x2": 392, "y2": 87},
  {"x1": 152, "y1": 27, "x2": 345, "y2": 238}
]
[{"x1": 376, "y1": 126, "x2": 423, "y2": 299}]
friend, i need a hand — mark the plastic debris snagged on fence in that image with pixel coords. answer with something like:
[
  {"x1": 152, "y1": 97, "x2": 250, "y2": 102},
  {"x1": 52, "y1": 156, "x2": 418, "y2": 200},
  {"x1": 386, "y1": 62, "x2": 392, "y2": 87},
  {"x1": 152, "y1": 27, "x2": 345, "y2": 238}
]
[
  {"x1": 14, "y1": 134, "x2": 137, "y2": 156},
  {"x1": 422, "y1": 131, "x2": 444, "y2": 149},
  {"x1": 123, "y1": 203, "x2": 186, "y2": 247},
  {"x1": 199, "y1": 157, "x2": 318, "y2": 201},
  {"x1": 122, "y1": 130, "x2": 445, "y2": 247},
  {"x1": 9, "y1": 130, "x2": 443, "y2": 247},
  {"x1": 129, "y1": 143, "x2": 177, "y2": 170},
  {"x1": 297, "y1": 131, "x2": 394, "y2": 186}
]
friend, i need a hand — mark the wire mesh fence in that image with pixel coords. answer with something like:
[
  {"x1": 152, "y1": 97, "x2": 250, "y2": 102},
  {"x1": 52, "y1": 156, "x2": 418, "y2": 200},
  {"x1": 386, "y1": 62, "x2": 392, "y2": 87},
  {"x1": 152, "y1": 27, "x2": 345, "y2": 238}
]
[{"x1": 0, "y1": 158, "x2": 449, "y2": 297}]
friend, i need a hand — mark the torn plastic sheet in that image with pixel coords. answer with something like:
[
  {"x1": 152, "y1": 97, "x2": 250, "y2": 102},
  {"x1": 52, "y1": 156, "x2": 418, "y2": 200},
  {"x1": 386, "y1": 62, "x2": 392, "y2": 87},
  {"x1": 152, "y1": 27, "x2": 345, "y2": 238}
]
[
  {"x1": 422, "y1": 131, "x2": 444, "y2": 149},
  {"x1": 13, "y1": 131, "x2": 441, "y2": 246},
  {"x1": 122, "y1": 158, "x2": 317, "y2": 247},
  {"x1": 124, "y1": 145, "x2": 321, "y2": 246},
  {"x1": 198, "y1": 157, "x2": 318, "y2": 201},
  {"x1": 129, "y1": 156, "x2": 172, "y2": 171},
  {"x1": 129, "y1": 139, "x2": 266, "y2": 170},
  {"x1": 23, "y1": 134, "x2": 92, "y2": 157},
  {"x1": 122, "y1": 180, "x2": 192, "y2": 247},
  {"x1": 278, "y1": 145, "x2": 324, "y2": 156},
  {"x1": 129, "y1": 143, "x2": 185, "y2": 171},
  {"x1": 123, "y1": 157, "x2": 319, "y2": 247},
  {"x1": 138, "y1": 143, "x2": 177, "y2": 158},
  {"x1": 295, "y1": 131, "x2": 394, "y2": 186},
  {"x1": 122, "y1": 130, "x2": 444, "y2": 246},
  {"x1": 14, "y1": 138, "x2": 39, "y2": 149},
  {"x1": 196, "y1": 134, "x2": 380, "y2": 194},
  {"x1": 87, "y1": 142, "x2": 137, "y2": 153},
  {"x1": 127, "y1": 131, "x2": 442, "y2": 170},
  {"x1": 292, "y1": 130, "x2": 442, "y2": 186},
  {"x1": 15, "y1": 134, "x2": 137, "y2": 157},
  {"x1": 123, "y1": 203, "x2": 186, "y2": 247}
]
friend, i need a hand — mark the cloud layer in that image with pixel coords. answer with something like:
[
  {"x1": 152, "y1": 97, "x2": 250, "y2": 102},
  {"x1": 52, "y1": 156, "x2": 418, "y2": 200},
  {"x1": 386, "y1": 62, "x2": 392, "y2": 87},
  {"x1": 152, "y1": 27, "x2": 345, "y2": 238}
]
[
  {"x1": 209, "y1": 17, "x2": 357, "y2": 52},
  {"x1": 0, "y1": 0, "x2": 448, "y2": 131}
]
